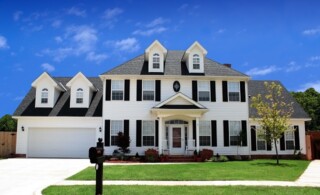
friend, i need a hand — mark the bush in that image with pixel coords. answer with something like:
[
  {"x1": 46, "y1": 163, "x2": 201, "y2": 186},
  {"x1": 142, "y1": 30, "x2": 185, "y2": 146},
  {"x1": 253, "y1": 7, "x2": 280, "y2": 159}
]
[
  {"x1": 200, "y1": 149, "x2": 213, "y2": 161},
  {"x1": 206, "y1": 153, "x2": 228, "y2": 162},
  {"x1": 145, "y1": 148, "x2": 159, "y2": 162}
]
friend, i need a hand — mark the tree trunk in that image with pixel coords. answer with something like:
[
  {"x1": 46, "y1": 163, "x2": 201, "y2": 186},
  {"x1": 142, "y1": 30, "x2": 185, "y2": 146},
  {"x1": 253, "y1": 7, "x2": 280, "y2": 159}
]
[{"x1": 274, "y1": 138, "x2": 279, "y2": 165}]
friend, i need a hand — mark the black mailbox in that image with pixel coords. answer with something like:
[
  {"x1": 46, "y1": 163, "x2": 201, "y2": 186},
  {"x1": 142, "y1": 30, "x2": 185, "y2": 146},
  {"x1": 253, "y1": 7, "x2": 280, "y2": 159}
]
[
  {"x1": 89, "y1": 138, "x2": 105, "y2": 195},
  {"x1": 89, "y1": 147, "x2": 104, "y2": 164}
]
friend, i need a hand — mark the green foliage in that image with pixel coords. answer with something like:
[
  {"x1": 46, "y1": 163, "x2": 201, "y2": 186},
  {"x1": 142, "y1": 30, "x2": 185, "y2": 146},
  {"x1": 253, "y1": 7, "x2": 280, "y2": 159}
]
[
  {"x1": 0, "y1": 114, "x2": 17, "y2": 131},
  {"x1": 251, "y1": 82, "x2": 294, "y2": 164},
  {"x1": 291, "y1": 88, "x2": 320, "y2": 130},
  {"x1": 206, "y1": 155, "x2": 229, "y2": 162}
]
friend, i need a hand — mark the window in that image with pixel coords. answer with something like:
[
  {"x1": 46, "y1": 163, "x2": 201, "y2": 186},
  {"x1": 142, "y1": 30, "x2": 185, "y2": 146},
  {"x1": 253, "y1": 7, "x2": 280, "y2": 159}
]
[
  {"x1": 229, "y1": 121, "x2": 241, "y2": 146},
  {"x1": 76, "y1": 88, "x2": 83, "y2": 104},
  {"x1": 142, "y1": 121, "x2": 155, "y2": 146},
  {"x1": 153, "y1": 53, "x2": 160, "y2": 69},
  {"x1": 112, "y1": 80, "x2": 124, "y2": 100},
  {"x1": 199, "y1": 121, "x2": 211, "y2": 146},
  {"x1": 193, "y1": 54, "x2": 200, "y2": 69},
  {"x1": 198, "y1": 81, "x2": 210, "y2": 101},
  {"x1": 256, "y1": 128, "x2": 266, "y2": 150},
  {"x1": 143, "y1": 80, "x2": 155, "y2": 100},
  {"x1": 41, "y1": 88, "x2": 48, "y2": 103},
  {"x1": 228, "y1": 82, "x2": 240, "y2": 101},
  {"x1": 110, "y1": 120, "x2": 123, "y2": 146},
  {"x1": 285, "y1": 131, "x2": 295, "y2": 150}
]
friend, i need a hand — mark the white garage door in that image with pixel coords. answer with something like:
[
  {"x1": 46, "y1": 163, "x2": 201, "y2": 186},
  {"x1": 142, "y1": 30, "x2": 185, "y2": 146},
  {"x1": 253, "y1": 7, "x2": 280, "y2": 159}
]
[{"x1": 28, "y1": 128, "x2": 96, "y2": 158}]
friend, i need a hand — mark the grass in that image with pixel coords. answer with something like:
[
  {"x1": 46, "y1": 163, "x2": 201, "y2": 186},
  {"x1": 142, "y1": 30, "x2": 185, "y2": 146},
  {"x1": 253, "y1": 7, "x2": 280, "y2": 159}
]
[
  {"x1": 42, "y1": 185, "x2": 320, "y2": 195},
  {"x1": 69, "y1": 160, "x2": 309, "y2": 181}
]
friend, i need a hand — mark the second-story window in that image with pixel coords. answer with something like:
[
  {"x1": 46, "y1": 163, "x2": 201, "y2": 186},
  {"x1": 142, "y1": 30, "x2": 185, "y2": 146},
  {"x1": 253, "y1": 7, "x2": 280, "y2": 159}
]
[
  {"x1": 153, "y1": 53, "x2": 160, "y2": 69},
  {"x1": 112, "y1": 80, "x2": 124, "y2": 100},
  {"x1": 41, "y1": 88, "x2": 48, "y2": 104},
  {"x1": 193, "y1": 54, "x2": 200, "y2": 69},
  {"x1": 228, "y1": 82, "x2": 240, "y2": 101},
  {"x1": 143, "y1": 80, "x2": 155, "y2": 100},
  {"x1": 76, "y1": 88, "x2": 84, "y2": 104},
  {"x1": 198, "y1": 81, "x2": 210, "y2": 101}
]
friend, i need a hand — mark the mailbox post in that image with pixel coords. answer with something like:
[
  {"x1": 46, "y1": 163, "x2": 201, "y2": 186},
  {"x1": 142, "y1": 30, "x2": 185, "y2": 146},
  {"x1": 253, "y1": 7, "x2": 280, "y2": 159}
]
[{"x1": 89, "y1": 138, "x2": 105, "y2": 195}]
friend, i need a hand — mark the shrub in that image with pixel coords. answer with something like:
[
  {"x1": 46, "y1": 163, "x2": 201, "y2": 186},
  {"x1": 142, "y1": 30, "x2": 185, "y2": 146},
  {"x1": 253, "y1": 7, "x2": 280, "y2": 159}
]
[
  {"x1": 145, "y1": 148, "x2": 159, "y2": 162},
  {"x1": 200, "y1": 149, "x2": 213, "y2": 161},
  {"x1": 206, "y1": 153, "x2": 228, "y2": 162}
]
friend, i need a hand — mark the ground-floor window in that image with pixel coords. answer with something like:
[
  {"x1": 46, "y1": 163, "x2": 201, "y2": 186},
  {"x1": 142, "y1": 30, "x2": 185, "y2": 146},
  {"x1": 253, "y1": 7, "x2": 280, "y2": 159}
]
[
  {"x1": 142, "y1": 121, "x2": 155, "y2": 146},
  {"x1": 229, "y1": 121, "x2": 241, "y2": 146},
  {"x1": 285, "y1": 131, "x2": 295, "y2": 150},
  {"x1": 257, "y1": 127, "x2": 267, "y2": 150},
  {"x1": 199, "y1": 121, "x2": 211, "y2": 146},
  {"x1": 110, "y1": 120, "x2": 123, "y2": 146}
]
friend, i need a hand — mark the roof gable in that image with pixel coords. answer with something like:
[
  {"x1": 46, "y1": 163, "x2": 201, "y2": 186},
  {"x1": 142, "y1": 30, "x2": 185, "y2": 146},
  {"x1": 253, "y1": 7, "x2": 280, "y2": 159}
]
[
  {"x1": 31, "y1": 72, "x2": 65, "y2": 91},
  {"x1": 154, "y1": 92, "x2": 206, "y2": 109},
  {"x1": 66, "y1": 72, "x2": 96, "y2": 90},
  {"x1": 185, "y1": 41, "x2": 208, "y2": 55},
  {"x1": 145, "y1": 40, "x2": 167, "y2": 60}
]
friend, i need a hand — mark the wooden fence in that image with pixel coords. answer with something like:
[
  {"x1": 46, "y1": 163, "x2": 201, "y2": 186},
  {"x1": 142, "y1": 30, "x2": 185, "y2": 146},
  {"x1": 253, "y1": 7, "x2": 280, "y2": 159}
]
[{"x1": 0, "y1": 132, "x2": 16, "y2": 158}]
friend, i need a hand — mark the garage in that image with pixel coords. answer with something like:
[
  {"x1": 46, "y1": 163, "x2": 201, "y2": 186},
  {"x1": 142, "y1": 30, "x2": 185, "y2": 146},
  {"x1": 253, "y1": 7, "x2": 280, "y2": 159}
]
[{"x1": 27, "y1": 128, "x2": 96, "y2": 158}]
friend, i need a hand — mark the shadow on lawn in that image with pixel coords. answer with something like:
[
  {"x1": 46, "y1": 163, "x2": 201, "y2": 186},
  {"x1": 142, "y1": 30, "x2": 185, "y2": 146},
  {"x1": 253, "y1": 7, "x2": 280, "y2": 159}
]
[{"x1": 250, "y1": 162, "x2": 297, "y2": 167}]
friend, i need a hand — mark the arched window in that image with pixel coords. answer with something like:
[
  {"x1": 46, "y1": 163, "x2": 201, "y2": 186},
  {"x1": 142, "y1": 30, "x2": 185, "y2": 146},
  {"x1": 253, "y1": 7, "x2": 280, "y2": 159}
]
[
  {"x1": 76, "y1": 88, "x2": 84, "y2": 104},
  {"x1": 153, "y1": 53, "x2": 160, "y2": 69},
  {"x1": 41, "y1": 88, "x2": 48, "y2": 104},
  {"x1": 193, "y1": 54, "x2": 200, "y2": 69}
]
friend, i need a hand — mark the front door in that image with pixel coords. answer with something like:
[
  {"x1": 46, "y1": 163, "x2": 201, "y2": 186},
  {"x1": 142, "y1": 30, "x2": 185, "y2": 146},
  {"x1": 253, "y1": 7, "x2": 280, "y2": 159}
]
[{"x1": 170, "y1": 126, "x2": 185, "y2": 154}]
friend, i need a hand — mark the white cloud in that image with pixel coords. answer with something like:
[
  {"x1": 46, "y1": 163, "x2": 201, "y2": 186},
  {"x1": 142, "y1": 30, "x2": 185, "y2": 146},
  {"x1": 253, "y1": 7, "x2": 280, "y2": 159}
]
[
  {"x1": 65, "y1": 25, "x2": 97, "y2": 54},
  {"x1": 297, "y1": 81, "x2": 320, "y2": 92},
  {"x1": 67, "y1": 7, "x2": 86, "y2": 17},
  {"x1": 55, "y1": 36, "x2": 63, "y2": 43},
  {"x1": 13, "y1": 11, "x2": 23, "y2": 21},
  {"x1": 86, "y1": 52, "x2": 108, "y2": 64},
  {"x1": 310, "y1": 56, "x2": 320, "y2": 61},
  {"x1": 146, "y1": 17, "x2": 168, "y2": 28},
  {"x1": 52, "y1": 20, "x2": 62, "y2": 28},
  {"x1": 114, "y1": 38, "x2": 140, "y2": 52},
  {"x1": 285, "y1": 61, "x2": 301, "y2": 72},
  {"x1": 0, "y1": 35, "x2": 9, "y2": 49},
  {"x1": 102, "y1": 8, "x2": 123, "y2": 19},
  {"x1": 302, "y1": 28, "x2": 320, "y2": 35},
  {"x1": 216, "y1": 29, "x2": 226, "y2": 34},
  {"x1": 178, "y1": 4, "x2": 188, "y2": 10},
  {"x1": 133, "y1": 27, "x2": 167, "y2": 36},
  {"x1": 245, "y1": 65, "x2": 279, "y2": 76},
  {"x1": 41, "y1": 63, "x2": 55, "y2": 72}
]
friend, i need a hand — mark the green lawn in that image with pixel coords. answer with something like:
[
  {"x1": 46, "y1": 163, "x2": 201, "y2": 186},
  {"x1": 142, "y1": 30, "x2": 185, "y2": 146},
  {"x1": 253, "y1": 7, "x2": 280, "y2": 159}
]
[
  {"x1": 42, "y1": 185, "x2": 320, "y2": 195},
  {"x1": 69, "y1": 160, "x2": 309, "y2": 181}
]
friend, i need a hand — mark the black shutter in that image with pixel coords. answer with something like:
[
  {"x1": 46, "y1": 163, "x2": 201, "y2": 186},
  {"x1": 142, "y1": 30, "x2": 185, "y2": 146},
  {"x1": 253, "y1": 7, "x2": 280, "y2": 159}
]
[
  {"x1": 193, "y1": 120, "x2": 196, "y2": 146},
  {"x1": 240, "y1": 81, "x2": 246, "y2": 102},
  {"x1": 223, "y1": 120, "x2": 229, "y2": 147},
  {"x1": 105, "y1": 80, "x2": 111, "y2": 101},
  {"x1": 137, "y1": 80, "x2": 142, "y2": 101},
  {"x1": 211, "y1": 120, "x2": 217, "y2": 147},
  {"x1": 192, "y1": 81, "x2": 198, "y2": 101},
  {"x1": 222, "y1": 81, "x2": 228, "y2": 102},
  {"x1": 124, "y1": 80, "x2": 130, "y2": 101},
  {"x1": 210, "y1": 81, "x2": 216, "y2": 102},
  {"x1": 280, "y1": 132, "x2": 285, "y2": 151},
  {"x1": 241, "y1": 120, "x2": 247, "y2": 146},
  {"x1": 155, "y1": 80, "x2": 161, "y2": 101},
  {"x1": 104, "y1": 120, "x2": 110, "y2": 146},
  {"x1": 251, "y1": 126, "x2": 257, "y2": 151},
  {"x1": 136, "y1": 120, "x2": 142, "y2": 147},
  {"x1": 155, "y1": 120, "x2": 159, "y2": 146},
  {"x1": 124, "y1": 120, "x2": 129, "y2": 137},
  {"x1": 294, "y1": 126, "x2": 300, "y2": 150},
  {"x1": 266, "y1": 129, "x2": 272, "y2": 151}
]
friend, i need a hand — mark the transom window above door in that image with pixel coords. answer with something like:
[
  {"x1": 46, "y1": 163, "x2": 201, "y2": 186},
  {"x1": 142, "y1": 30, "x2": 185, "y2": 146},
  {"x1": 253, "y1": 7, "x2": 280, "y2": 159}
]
[{"x1": 142, "y1": 80, "x2": 155, "y2": 100}]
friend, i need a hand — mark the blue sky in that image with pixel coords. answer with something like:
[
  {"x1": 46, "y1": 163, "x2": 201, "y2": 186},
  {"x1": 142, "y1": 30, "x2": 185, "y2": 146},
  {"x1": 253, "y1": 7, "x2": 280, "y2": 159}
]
[{"x1": 1, "y1": 0, "x2": 320, "y2": 116}]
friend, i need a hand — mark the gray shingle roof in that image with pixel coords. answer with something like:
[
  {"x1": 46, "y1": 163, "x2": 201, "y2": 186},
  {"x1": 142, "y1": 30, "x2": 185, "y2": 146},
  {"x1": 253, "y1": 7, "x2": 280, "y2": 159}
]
[
  {"x1": 248, "y1": 80, "x2": 310, "y2": 119},
  {"x1": 101, "y1": 50, "x2": 248, "y2": 77},
  {"x1": 13, "y1": 77, "x2": 102, "y2": 117}
]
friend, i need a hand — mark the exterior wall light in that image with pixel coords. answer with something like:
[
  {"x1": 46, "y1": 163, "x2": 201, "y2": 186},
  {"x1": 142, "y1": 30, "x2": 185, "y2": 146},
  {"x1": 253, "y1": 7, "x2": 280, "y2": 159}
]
[
  {"x1": 99, "y1": 127, "x2": 102, "y2": 132},
  {"x1": 21, "y1": 126, "x2": 24, "y2": 131}
]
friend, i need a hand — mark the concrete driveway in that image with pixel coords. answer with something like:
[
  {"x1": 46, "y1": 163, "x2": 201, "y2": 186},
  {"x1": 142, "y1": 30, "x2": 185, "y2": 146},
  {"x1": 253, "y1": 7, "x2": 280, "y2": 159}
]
[{"x1": 0, "y1": 158, "x2": 90, "y2": 195}]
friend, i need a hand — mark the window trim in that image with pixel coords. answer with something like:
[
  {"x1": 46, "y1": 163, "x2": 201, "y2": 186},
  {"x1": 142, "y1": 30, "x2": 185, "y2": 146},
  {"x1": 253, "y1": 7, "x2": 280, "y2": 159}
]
[
  {"x1": 199, "y1": 121, "x2": 211, "y2": 146},
  {"x1": 228, "y1": 81, "x2": 240, "y2": 102},
  {"x1": 152, "y1": 53, "x2": 160, "y2": 69},
  {"x1": 41, "y1": 88, "x2": 48, "y2": 104},
  {"x1": 198, "y1": 81, "x2": 210, "y2": 101},
  {"x1": 229, "y1": 121, "x2": 241, "y2": 146},
  {"x1": 193, "y1": 54, "x2": 200, "y2": 69},
  {"x1": 76, "y1": 88, "x2": 84, "y2": 104},
  {"x1": 110, "y1": 120, "x2": 123, "y2": 146},
  {"x1": 111, "y1": 80, "x2": 124, "y2": 101},
  {"x1": 285, "y1": 130, "x2": 295, "y2": 150},
  {"x1": 142, "y1": 120, "x2": 155, "y2": 146},
  {"x1": 142, "y1": 80, "x2": 155, "y2": 101}
]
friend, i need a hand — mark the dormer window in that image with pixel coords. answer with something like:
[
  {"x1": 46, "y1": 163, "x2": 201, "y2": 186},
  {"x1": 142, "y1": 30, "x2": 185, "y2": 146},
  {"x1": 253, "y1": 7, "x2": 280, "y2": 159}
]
[
  {"x1": 41, "y1": 88, "x2": 48, "y2": 104},
  {"x1": 193, "y1": 54, "x2": 200, "y2": 69},
  {"x1": 152, "y1": 53, "x2": 160, "y2": 69},
  {"x1": 76, "y1": 88, "x2": 84, "y2": 104}
]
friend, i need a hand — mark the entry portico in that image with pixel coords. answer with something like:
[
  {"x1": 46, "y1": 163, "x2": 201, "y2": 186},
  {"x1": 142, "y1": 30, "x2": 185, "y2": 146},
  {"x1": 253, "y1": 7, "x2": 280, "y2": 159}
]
[{"x1": 151, "y1": 93, "x2": 208, "y2": 155}]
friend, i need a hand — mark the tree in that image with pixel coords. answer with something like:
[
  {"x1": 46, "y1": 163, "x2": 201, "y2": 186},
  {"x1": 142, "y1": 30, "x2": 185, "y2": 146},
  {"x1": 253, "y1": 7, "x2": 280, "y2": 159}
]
[
  {"x1": 116, "y1": 132, "x2": 130, "y2": 154},
  {"x1": 251, "y1": 82, "x2": 294, "y2": 165},
  {"x1": 0, "y1": 114, "x2": 17, "y2": 131},
  {"x1": 291, "y1": 88, "x2": 320, "y2": 130}
]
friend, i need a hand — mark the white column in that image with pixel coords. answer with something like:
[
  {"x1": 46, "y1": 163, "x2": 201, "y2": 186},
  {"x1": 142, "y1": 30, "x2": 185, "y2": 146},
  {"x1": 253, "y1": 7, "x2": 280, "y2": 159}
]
[
  {"x1": 196, "y1": 117, "x2": 200, "y2": 152},
  {"x1": 158, "y1": 117, "x2": 163, "y2": 155}
]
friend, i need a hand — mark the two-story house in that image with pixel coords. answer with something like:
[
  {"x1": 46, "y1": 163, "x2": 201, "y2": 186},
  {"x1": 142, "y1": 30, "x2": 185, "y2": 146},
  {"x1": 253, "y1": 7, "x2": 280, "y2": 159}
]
[{"x1": 13, "y1": 40, "x2": 310, "y2": 158}]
